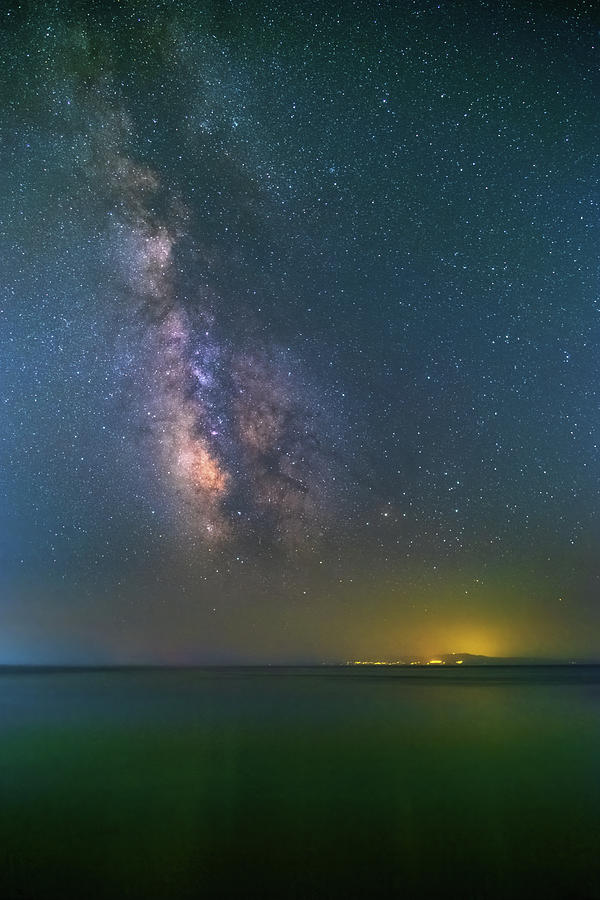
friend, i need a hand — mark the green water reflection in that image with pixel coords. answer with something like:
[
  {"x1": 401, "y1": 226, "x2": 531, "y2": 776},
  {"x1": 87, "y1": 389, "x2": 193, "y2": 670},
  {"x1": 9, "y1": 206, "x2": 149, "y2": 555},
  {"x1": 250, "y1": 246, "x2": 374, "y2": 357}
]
[{"x1": 0, "y1": 668, "x2": 599, "y2": 898}]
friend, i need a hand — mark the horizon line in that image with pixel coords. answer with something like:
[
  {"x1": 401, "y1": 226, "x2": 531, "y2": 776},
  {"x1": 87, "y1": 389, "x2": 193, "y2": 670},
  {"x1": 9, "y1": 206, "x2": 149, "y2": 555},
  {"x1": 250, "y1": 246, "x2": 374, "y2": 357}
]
[{"x1": 0, "y1": 660, "x2": 599, "y2": 670}]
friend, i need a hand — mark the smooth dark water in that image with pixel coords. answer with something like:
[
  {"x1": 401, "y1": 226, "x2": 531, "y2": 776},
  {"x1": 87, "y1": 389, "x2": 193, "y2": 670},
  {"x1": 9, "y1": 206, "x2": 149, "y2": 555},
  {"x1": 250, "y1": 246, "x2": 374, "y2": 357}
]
[{"x1": 1, "y1": 666, "x2": 599, "y2": 899}]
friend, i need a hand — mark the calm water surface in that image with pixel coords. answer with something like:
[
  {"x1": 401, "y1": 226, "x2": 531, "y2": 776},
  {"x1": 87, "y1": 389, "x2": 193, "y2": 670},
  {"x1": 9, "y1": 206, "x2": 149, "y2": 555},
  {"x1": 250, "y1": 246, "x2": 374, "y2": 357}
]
[{"x1": 0, "y1": 666, "x2": 599, "y2": 899}]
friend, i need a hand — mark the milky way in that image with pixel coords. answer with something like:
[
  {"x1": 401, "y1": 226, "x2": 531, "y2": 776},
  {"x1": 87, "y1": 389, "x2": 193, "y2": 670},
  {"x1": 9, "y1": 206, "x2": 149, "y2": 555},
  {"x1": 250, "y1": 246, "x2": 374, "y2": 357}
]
[{"x1": 86, "y1": 80, "x2": 346, "y2": 550}]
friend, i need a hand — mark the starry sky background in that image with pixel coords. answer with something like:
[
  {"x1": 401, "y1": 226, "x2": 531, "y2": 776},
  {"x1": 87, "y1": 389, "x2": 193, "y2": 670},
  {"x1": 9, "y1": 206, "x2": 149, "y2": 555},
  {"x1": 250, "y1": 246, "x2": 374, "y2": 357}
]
[{"x1": 1, "y1": 0, "x2": 599, "y2": 663}]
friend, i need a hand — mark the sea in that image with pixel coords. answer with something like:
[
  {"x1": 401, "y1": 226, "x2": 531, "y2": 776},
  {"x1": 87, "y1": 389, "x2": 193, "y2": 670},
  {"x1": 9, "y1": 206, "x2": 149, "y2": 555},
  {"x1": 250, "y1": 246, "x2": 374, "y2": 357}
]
[{"x1": 0, "y1": 665, "x2": 599, "y2": 899}]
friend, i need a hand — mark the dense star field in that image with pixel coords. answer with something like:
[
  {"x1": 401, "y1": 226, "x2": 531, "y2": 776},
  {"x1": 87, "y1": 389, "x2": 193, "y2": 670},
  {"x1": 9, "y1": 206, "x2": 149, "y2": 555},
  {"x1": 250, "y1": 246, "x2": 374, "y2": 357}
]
[{"x1": 1, "y1": 0, "x2": 598, "y2": 663}]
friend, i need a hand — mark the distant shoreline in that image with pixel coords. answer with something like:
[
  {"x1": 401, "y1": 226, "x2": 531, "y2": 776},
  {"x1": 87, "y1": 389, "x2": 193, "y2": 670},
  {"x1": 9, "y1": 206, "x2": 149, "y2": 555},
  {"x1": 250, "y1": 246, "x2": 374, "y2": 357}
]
[{"x1": 0, "y1": 662, "x2": 598, "y2": 672}]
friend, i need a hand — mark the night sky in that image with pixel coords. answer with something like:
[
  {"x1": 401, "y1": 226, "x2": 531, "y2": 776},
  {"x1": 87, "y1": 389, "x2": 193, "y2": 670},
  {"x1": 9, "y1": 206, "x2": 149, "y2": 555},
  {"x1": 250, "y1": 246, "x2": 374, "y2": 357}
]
[{"x1": 1, "y1": 0, "x2": 599, "y2": 664}]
